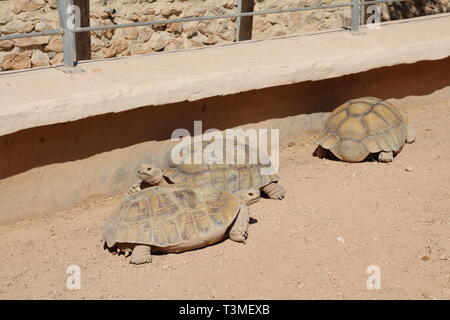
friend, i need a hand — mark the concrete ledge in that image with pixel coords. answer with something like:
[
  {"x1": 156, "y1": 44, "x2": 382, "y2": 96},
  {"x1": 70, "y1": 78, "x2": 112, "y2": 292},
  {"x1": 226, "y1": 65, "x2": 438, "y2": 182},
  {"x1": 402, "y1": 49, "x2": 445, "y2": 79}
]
[{"x1": 1, "y1": 14, "x2": 450, "y2": 136}]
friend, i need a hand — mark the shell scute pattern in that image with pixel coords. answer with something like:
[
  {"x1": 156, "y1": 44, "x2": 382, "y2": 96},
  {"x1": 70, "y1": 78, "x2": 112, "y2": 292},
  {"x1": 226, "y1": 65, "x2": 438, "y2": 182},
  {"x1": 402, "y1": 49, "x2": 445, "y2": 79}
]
[
  {"x1": 102, "y1": 184, "x2": 241, "y2": 251},
  {"x1": 317, "y1": 97, "x2": 409, "y2": 162},
  {"x1": 164, "y1": 140, "x2": 279, "y2": 193}
]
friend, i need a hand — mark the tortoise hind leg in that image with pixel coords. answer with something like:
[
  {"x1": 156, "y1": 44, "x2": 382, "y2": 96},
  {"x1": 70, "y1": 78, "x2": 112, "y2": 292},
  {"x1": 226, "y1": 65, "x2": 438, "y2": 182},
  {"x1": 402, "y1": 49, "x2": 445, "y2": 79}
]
[
  {"x1": 313, "y1": 145, "x2": 330, "y2": 159},
  {"x1": 229, "y1": 206, "x2": 249, "y2": 244},
  {"x1": 130, "y1": 245, "x2": 152, "y2": 264},
  {"x1": 262, "y1": 182, "x2": 286, "y2": 200},
  {"x1": 378, "y1": 151, "x2": 394, "y2": 163}
]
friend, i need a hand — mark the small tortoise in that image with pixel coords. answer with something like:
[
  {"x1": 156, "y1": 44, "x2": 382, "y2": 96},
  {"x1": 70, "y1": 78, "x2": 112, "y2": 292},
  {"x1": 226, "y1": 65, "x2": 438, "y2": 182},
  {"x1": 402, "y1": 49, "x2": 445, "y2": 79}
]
[
  {"x1": 103, "y1": 184, "x2": 260, "y2": 264},
  {"x1": 128, "y1": 139, "x2": 285, "y2": 200},
  {"x1": 314, "y1": 97, "x2": 415, "y2": 163}
]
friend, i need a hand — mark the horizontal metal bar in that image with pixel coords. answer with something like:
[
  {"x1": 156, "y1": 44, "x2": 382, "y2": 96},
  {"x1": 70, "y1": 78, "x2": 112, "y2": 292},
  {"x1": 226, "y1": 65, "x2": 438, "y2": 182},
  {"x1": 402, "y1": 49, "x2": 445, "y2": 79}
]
[
  {"x1": 0, "y1": 0, "x2": 407, "y2": 41},
  {"x1": 0, "y1": 29, "x2": 63, "y2": 41},
  {"x1": 73, "y1": 3, "x2": 356, "y2": 33},
  {"x1": 361, "y1": 0, "x2": 407, "y2": 5}
]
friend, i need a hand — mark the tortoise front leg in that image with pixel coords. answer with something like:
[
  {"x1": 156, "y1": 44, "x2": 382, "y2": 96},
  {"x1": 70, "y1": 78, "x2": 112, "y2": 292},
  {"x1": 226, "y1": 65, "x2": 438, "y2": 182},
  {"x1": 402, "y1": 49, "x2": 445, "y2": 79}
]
[
  {"x1": 130, "y1": 245, "x2": 152, "y2": 264},
  {"x1": 262, "y1": 182, "x2": 286, "y2": 200},
  {"x1": 229, "y1": 205, "x2": 249, "y2": 244},
  {"x1": 406, "y1": 126, "x2": 416, "y2": 144},
  {"x1": 378, "y1": 151, "x2": 394, "y2": 163},
  {"x1": 127, "y1": 180, "x2": 152, "y2": 196},
  {"x1": 127, "y1": 181, "x2": 143, "y2": 196}
]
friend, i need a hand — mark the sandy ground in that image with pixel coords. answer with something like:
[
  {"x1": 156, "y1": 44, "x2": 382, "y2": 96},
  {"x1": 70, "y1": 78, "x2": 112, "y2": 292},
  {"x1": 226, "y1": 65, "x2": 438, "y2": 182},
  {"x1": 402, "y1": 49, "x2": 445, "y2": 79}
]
[{"x1": 0, "y1": 97, "x2": 449, "y2": 300}]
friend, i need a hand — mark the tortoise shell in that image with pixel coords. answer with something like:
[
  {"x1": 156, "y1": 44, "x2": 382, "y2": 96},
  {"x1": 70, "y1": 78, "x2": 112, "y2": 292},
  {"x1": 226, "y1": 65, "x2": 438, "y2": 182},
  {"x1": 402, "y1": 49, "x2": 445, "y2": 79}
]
[
  {"x1": 102, "y1": 184, "x2": 241, "y2": 253},
  {"x1": 316, "y1": 97, "x2": 408, "y2": 162},
  {"x1": 163, "y1": 139, "x2": 279, "y2": 193}
]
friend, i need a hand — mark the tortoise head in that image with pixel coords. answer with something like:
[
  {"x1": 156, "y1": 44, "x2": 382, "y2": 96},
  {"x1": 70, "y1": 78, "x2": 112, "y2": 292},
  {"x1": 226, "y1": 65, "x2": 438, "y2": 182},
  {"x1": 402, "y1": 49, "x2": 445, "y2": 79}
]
[
  {"x1": 236, "y1": 188, "x2": 261, "y2": 206},
  {"x1": 137, "y1": 164, "x2": 164, "y2": 186}
]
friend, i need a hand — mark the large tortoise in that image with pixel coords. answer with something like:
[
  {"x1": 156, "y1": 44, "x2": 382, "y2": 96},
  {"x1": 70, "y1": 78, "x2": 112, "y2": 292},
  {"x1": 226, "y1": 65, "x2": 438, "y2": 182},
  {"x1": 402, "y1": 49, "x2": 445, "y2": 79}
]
[
  {"x1": 314, "y1": 97, "x2": 415, "y2": 163},
  {"x1": 128, "y1": 139, "x2": 285, "y2": 200},
  {"x1": 103, "y1": 183, "x2": 260, "y2": 264}
]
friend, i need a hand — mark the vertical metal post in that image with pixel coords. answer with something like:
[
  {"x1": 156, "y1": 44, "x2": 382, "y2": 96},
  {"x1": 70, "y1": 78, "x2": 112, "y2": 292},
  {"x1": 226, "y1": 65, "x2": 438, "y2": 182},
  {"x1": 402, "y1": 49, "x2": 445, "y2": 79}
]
[
  {"x1": 74, "y1": 0, "x2": 91, "y2": 61},
  {"x1": 360, "y1": 0, "x2": 369, "y2": 26},
  {"x1": 58, "y1": 0, "x2": 77, "y2": 67},
  {"x1": 351, "y1": 0, "x2": 360, "y2": 33},
  {"x1": 236, "y1": 0, "x2": 255, "y2": 41}
]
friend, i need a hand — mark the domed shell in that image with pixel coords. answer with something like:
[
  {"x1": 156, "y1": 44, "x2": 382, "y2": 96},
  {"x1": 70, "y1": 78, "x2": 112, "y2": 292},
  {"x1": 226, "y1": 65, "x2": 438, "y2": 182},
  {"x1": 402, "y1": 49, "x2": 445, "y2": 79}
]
[
  {"x1": 102, "y1": 184, "x2": 241, "y2": 253},
  {"x1": 164, "y1": 139, "x2": 279, "y2": 193},
  {"x1": 317, "y1": 97, "x2": 408, "y2": 162}
]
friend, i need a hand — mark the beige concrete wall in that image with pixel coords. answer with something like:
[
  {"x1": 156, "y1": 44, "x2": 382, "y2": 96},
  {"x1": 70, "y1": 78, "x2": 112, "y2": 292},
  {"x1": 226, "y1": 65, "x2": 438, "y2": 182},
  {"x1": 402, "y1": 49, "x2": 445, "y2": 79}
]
[
  {"x1": 0, "y1": 56, "x2": 449, "y2": 223},
  {"x1": 1, "y1": 0, "x2": 449, "y2": 70}
]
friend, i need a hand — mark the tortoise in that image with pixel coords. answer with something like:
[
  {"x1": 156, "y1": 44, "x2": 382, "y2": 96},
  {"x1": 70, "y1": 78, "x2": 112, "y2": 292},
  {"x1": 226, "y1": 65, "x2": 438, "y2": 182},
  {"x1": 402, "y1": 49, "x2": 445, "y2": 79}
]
[
  {"x1": 127, "y1": 139, "x2": 285, "y2": 200},
  {"x1": 314, "y1": 97, "x2": 416, "y2": 163},
  {"x1": 102, "y1": 183, "x2": 260, "y2": 264}
]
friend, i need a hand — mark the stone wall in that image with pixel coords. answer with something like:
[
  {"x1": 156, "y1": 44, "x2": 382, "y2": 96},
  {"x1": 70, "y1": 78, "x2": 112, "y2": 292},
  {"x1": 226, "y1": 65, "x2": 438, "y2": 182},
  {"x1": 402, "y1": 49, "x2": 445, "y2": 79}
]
[{"x1": 0, "y1": 0, "x2": 449, "y2": 71}]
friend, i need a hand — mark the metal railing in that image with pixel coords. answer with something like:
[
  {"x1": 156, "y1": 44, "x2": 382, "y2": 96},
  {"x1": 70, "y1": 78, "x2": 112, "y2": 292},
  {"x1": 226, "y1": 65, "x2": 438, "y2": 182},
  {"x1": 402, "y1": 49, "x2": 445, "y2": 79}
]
[{"x1": 0, "y1": 0, "x2": 408, "y2": 68}]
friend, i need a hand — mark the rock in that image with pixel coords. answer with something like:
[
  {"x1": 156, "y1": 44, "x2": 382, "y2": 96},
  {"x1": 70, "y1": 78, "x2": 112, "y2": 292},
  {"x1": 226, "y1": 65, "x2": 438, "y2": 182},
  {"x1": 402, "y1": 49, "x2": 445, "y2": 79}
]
[
  {"x1": 11, "y1": 0, "x2": 46, "y2": 14},
  {"x1": 143, "y1": 8, "x2": 156, "y2": 16},
  {"x1": 148, "y1": 31, "x2": 175, "y2": 51},
  {"x1": 192, "y1": 32, "x2": 208, "y2": 45},
  {"x1": 50, "y1": 53, "x2": 63, "y2": 65},
  {"x1": 181, "y1": 7, "x2": 206, "y2": 18},
  {"x1": 336, "y1": 236, "x2": 345, "y2": 244},
  {"x1": 13, "y1": 36, "x2": 51, "y2": 48},
  {"x1": 47, "y1": 0, "x2": 58, "y2": 9},
  {"x1": 102, "y1": 46, "x2": 116, "y2": 58},
  {"x1": 0, "y1": 40, "x2": 14, "y2": 50},
  {"x1": 131, "y1": 42, "x2": 154, "y2": 55},
  {"x1": 111, "y1": 39, "x2": 129, "y2": 55},
  {"x1": 0, "y1": 0, "x2": 11, "y2": 24},
  {"x1": 405, "y1": 166, "x2": 414, "y2": 172},
  {"x1": 121, "y1": 28, "x2": 139, "y2": 40},
  {"x1": 137, "y1": 27, "x2": 153, "y2": 42},
  {"x1": 0, "y1": 52, "x2": 8, "y2": 70},
  {"x1": 166, "y1": 22, "x2": 182, "y2": 33},
  {"x1": 160, "y1": 8, "x2": 182, "y2": 17},
  {"x1": 164, "y1": 38, "x2": 183, "y2": 51},
  {"x1": 31, "y1": 50, "x2": 50, "y2": 67},
  {"x1": 181, "y1": 22, "x2": 201, "y2": 38},
  {"x1": 91, "y1": 37, "x2": 103, "y2": 52},
  {"x1": 44, "y1": 36, "x2": 62, "y2": 53},
  {"x1": 34, "y1": 22, "x2": 52, "y2": 32},
  {"x1": 223, "y1": 2, "x2": 236, "y2": 10},
  {"x1": 1, "y1": 20, "x2": 34, "y2": 34},
  {"x1": 203, "y1": 35, "x2": 219, "y2": 45},
  {"x1": 2, "y1": 53, "x2": 32, "y2": 70},
  {"x1": 183, "y1": 38, "x2": 203, "y2": 49}
]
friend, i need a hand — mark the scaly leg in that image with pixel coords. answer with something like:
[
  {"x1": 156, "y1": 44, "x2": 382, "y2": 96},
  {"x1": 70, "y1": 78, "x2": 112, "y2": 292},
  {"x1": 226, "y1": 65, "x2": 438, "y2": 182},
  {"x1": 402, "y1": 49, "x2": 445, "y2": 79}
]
[
  {"x1": 229, "y1": 206, "x2": 250, "y2": 244},
  {"x1": 378, "y1": 151, "x2": 394, "y2": 163},
  {"x1": 262, "y1": 182, "x2": 286, "y2": 200},
  {"x1": 130, "y1": 245, "x2": 152, "y2": 264}
]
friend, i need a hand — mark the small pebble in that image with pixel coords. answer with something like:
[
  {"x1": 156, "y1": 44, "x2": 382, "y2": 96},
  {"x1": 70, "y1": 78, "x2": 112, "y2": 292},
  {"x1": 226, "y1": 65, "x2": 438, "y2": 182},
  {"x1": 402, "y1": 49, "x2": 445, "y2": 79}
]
[
  {"x1": 336, "y1": 236, "x2": 345, "y2": 244},
  {"x1": 405, "y1": 166, "x2": 414, "y2": 172}
]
